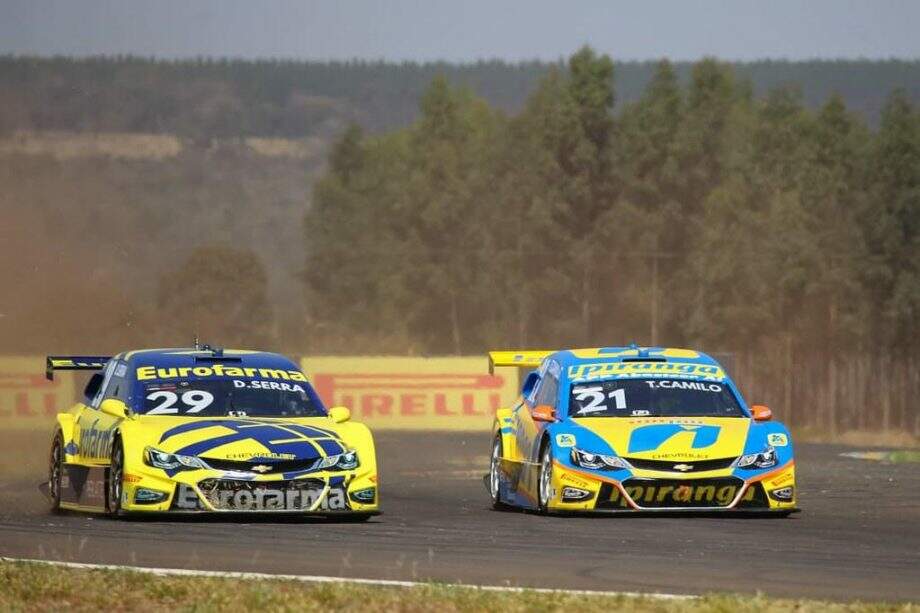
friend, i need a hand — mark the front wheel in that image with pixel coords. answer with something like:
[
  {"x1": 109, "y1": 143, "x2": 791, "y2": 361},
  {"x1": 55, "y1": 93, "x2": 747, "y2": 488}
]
[
  {"x1": 48, "y1": 433, "x2": 64, "y2": 513},
  {"x1": 106, "y1": 438, "x2": 125, "y2": 517},
  {"x1": 537, "y1": 441, "x2": 554, "y2": 514}
]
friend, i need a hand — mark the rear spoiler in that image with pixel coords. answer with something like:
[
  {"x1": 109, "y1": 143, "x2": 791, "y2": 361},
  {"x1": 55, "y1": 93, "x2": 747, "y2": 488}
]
[
  {"x1": 487, "y1": 350, "x2": 555, "y2": 375},
  {"x1": 46, "y1": 356, "x2": 111, "y2": 381}
]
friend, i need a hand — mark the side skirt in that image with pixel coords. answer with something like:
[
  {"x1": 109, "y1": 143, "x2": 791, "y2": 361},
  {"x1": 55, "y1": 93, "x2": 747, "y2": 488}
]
[{"x1": 59, "y1": 464, "x2": 107, "y2": 512}]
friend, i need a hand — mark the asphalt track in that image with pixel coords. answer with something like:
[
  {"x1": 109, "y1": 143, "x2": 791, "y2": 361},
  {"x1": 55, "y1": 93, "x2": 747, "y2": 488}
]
[{"x1": 1, "y1": 433, "x2": 918, "y2": 602}]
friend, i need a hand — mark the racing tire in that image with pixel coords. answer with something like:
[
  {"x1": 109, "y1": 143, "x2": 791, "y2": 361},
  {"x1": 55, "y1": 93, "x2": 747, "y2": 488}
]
[
  {"x1": 537, "y1": 440, "x2": 554, "y2": 514},
  {"x1": 106, "y1": 438, "x2": 126, "y2": 517},
  {"x1": 48, "y1": 432, "x2": 64, "y2": 513},
  {"x1": 489, "y1": 435, "x2": 511, "y2": 510}
]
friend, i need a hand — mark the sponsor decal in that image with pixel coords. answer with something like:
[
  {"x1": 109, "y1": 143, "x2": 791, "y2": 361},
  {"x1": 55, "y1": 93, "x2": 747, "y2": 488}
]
[
  {"x1": 555, "y1": 433, "x2": 576, "y2": 448},
  {"x1": 649, "y1": 452, "x2": 712, "y2": 460},
  {"x1": 767, "y1": 433, "x2": 789, "y2": 447},
  {"x1": 136, "y1": 365, "x2": 307, "y2": 382},
  {"x1": 568, "y1": 361, "x2": 724, "y2": 381},
  {"x1": 302, "y1": 357, "x2": 518, "y2": 430},
  {"x1": 560, "y1": 473, "x2": 591, "y2": 488},
  {"x1": 80, "y1": 418, "x2": 116, "y2": 459},
  {"x1": 769, "y1": 472, "x2": 794, "y2": 487},
  {"x1": 223, "y1": 452, "x2": 295, "y2": 461},
  {"x1": 627, "y1": 424, "x2": 721, "y2": 454},
  {"x1": 174, "y1": 483, "x2": 349, "y2": 511},
  {"x1": 610, "y1": 483, "x2": 755, "y2": 507}
]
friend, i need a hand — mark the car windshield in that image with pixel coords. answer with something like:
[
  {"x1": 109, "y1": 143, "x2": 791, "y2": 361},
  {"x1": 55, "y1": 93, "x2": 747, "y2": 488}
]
[
  {"x1": 568, "y1": 378, "x2": 743, "y2": 418},
  {"x1": 135, "y1": 379, "x2": 325, "y2": 418}
]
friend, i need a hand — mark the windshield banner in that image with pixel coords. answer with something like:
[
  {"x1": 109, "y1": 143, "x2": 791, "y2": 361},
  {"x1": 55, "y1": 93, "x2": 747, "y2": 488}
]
[{"x1": 301, "y1": 356, "x2": 520, "y2": 430}]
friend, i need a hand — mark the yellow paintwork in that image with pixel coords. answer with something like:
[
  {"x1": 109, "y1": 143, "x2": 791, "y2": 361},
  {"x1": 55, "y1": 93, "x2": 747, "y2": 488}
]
[{"x1": 55, "y1": 401, "x2": 379, "y2": 515}]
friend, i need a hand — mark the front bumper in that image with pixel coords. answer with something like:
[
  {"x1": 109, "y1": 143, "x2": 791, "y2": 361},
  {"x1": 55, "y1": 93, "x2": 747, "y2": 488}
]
[
  {"x1": 548, "y1": 459, "x2": 797, "y2": 513},
  {"x1": 120, "y1": 465, "x2": 379, "y2": 515}
]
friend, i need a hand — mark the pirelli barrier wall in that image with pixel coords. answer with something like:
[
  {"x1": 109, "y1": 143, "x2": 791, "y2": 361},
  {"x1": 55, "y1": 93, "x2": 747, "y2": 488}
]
[
  {"x1": 301, "y1": 357, "x2": 520, "y2": 430},
  {"x1": 0, "y1": 357, "x2": 75, "y2": 431},
  {"x1": 0, "y1": 355, "x2": 517, "y2": 432}
]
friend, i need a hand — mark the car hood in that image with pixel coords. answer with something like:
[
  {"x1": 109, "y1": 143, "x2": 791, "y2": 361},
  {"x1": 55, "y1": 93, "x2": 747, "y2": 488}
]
[
  {"x1": 572, "y1": 416, "x2": 752, "y2": 461},
  {"x1": 132, "y1": 416, "x2": 348, "y2": 462}
]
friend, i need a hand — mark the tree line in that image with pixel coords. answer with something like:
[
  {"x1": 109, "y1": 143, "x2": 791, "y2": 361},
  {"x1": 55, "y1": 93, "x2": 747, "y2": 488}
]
[
  {"x1": 2, "y1": 55, "x2": 920, "y2": 140},
  {"x1": 304, "y1": 48, "x2": 919, "y2": 432}
]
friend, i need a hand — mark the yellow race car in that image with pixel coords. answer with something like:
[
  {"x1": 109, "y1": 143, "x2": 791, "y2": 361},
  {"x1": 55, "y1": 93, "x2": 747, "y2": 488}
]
[
  {"x1": 486, "y1": 346, "x2": 797, "y2": 515},
  {"x1": 44, "y1": 347, "x2": 379, "y2": 519}
]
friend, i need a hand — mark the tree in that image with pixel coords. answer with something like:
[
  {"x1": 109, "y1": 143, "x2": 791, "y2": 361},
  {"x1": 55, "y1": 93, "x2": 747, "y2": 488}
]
[
  {"x1": 157, "y1": 246, "x2": 273, "y2": 348},
  {"x1": 865, "y1": 90, "x2": 920, "y2": 350}
]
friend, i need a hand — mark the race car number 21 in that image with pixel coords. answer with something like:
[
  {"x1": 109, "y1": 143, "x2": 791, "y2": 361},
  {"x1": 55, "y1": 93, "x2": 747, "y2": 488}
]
[
  {"x1": 574, "y1": 387, "x2": 626, "y2": 414},
  {"x1": 146, "y1": 390, "x2": 215, "y2": 414}
]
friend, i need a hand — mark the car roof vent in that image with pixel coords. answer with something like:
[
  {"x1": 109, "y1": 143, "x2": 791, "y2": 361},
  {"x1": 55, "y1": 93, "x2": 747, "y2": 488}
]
[{"x1": 621, "y1": 357, "x2": 667, "y2": 363}]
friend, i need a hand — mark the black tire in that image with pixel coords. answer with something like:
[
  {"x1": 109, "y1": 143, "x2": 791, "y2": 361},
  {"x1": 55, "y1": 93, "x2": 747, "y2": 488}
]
[
  {"x1": 48, "y1": 432, "x2": 64, "y2": 513},
  {"x1": 489, "y1": 435, "x2": 510, "y2": 510},
  {"x1": 106, "y1": 438, "x2": 125, "y2": 517},
  {"x1": 537, "y1": 439, "x2": 554, "y2": 514}
]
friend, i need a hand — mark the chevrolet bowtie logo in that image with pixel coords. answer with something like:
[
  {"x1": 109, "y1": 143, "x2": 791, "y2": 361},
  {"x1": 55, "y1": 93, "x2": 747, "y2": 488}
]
[
  {"x1": 250, "y1": 464, "x2": 272, "y2": 473},
  {"x1": 672, "y1": 463, "x2": 694, "y2": 472}
]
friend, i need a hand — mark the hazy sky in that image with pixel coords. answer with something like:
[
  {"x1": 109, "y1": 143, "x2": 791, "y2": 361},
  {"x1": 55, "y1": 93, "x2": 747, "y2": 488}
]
[{"x1": 2, "y1": 0, "x2": 919, "y2": 62}]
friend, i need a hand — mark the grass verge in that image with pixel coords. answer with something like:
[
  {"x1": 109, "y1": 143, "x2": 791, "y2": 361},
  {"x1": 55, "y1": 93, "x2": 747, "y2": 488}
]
[{"x1": 0, "y1": 560, "x2": 914, "y2": 612}]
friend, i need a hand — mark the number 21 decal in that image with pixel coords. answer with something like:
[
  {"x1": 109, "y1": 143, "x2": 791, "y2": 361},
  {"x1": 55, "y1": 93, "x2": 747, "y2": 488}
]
[{"x1": 573, "y1": 387, "x2": 626, "y2": 414}]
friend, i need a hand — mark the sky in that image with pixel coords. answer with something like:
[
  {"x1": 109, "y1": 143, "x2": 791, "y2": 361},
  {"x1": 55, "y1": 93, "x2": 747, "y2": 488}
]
[{"x1": 2, "y1": 0, "x2": 919, "y2": 63}]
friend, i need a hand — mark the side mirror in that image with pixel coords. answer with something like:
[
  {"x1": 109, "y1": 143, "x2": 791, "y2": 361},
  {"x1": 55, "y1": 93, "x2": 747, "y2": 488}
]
[
  {"x1": 532, "y1": 404, "x2": 557, "y2": 423},
  {"x1": 99, "y1": 398, "x2": 128, "y2": 419},
  {"x1": 751, "y1": 405, "x2": 772, "y2": 422},
  {"x1": 521, "y1": 372, "x2": 540, "y2": 398},
  {"x1": 328, "y1": 406, "x2": 351, "y2": 423}
]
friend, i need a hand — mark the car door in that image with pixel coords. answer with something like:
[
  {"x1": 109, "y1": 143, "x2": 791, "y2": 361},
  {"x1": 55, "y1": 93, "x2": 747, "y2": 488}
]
[
  {"x1": 511, "y1": 361, "x2": 560, "y2": 501},
  {"x1": 75, "y1": 359, "x2": 126, "y2": 464}
]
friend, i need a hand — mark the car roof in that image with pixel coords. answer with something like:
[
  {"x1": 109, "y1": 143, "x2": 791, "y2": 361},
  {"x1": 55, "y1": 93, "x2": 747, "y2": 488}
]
[
  {"x1": 548, "y1": 346, "x2": 723, "y2": 369},
  {"x1": 545, "y1": 346, "x2": 728, "y2": 384},
  {"x1": 116, "y1": 348, "x2": 300, "y2": 372}
]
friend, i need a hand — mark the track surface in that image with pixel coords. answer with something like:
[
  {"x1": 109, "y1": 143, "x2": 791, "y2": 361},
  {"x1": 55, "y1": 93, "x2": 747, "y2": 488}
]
[{"x1": 1, "y1": 433, "x2": 918, "y2": 602}]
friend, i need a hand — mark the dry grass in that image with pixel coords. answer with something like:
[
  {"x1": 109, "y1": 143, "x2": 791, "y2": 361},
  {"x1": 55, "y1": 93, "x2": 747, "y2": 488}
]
[
  {"x1": 0, "y1": 560, "x2": 914, "y2": 613},
  {"x1": 0, "y1": 131, "x2": 182, "y2": 159},
  {"x1": 0, "y1": 131, "x2": 322, "y2": 160},
  {"x1": 793, "y1": 428, "x2": 920, "y2": 449}
]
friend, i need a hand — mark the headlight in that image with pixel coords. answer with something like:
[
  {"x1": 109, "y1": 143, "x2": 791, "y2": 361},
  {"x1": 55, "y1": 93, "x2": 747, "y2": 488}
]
[
  {"x1": 570, "y1": 448, "x2": 629, "y2": 470},
  {"x1": 315, "y1": 450, "x2": 359, "y2": 471},
  {"x1": 144, "y1": 446, "x2": 207, "y2": 470},
  {"x1": 736, "y1": 446, "x2": 777, "y2": 469}
]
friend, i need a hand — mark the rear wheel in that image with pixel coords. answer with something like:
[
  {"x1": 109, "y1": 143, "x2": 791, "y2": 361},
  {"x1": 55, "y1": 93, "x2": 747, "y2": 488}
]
[
  {"x1": 106, "y1": 438, "x2": 125, "y2": 517},
  {"x1": 48, "y1": 433, "x2": 64, "y2": 513},
  {"x1": 537, "y1": 441, "x2": 554, "y2": 514},
  {"x1": 489, "y1": 435, "x2": 510, "y2": 510}
]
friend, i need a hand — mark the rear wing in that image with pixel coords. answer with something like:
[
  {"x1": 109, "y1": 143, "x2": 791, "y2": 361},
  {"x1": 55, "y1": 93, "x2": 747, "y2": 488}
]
[
  {"x1": 46, "y1": 356, "x2": 111, "y2": 381},
  {"x1": 487, "y1": 350, "x2": 555, "y2": 375}
]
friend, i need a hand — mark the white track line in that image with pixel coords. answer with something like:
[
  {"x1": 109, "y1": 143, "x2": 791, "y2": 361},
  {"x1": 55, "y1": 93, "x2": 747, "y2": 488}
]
[{"x1": 1, "y1": 556, "x2": 694, "y2": 600}]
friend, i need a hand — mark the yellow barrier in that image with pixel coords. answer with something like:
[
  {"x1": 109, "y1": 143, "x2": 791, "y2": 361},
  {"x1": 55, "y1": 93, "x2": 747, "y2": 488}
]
[
  {"x1": 302, "y1": 356, "x2": 520, "y2": 430},
  {"x1": 0, "y1": 355, "x2": 519, "y2": 432},
  {"x1": 0, "y1": 357, "x2": 74, "y2": 430}
]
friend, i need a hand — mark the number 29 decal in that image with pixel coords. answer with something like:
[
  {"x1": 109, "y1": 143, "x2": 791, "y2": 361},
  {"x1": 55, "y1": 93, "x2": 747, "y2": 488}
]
[{"x1": 146, "y1": 390, "x2": 215, "y2": 415}]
